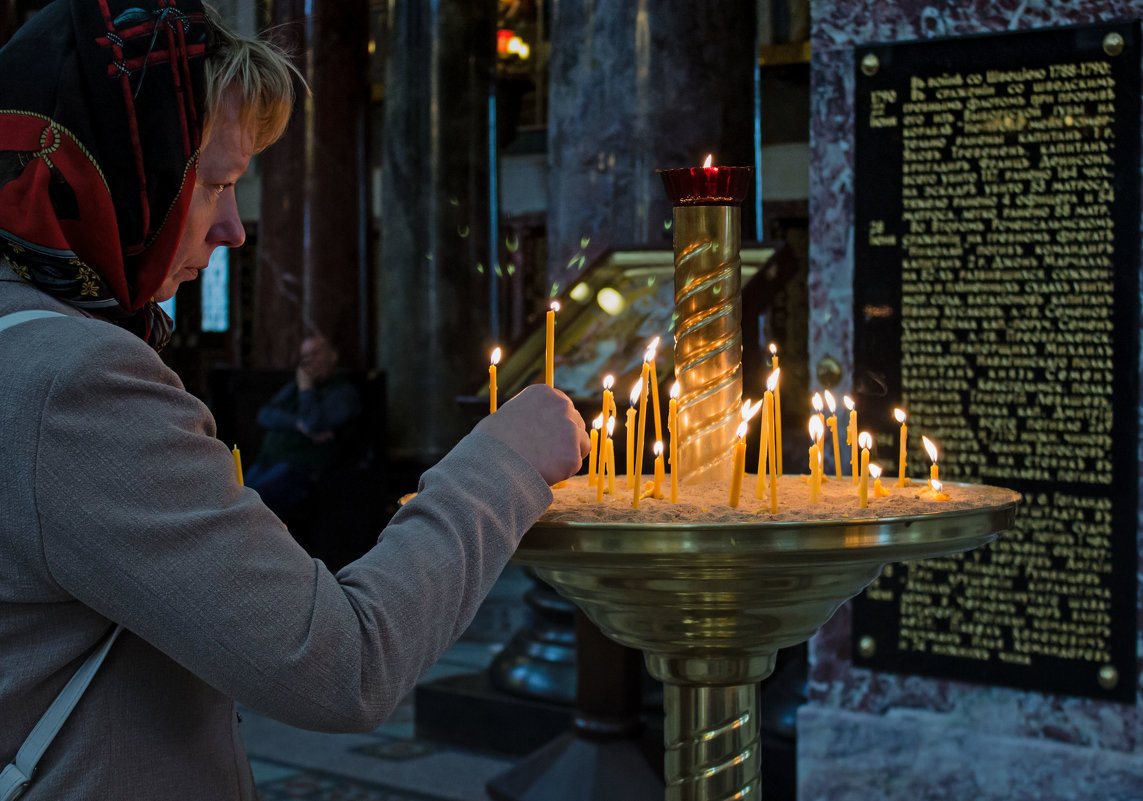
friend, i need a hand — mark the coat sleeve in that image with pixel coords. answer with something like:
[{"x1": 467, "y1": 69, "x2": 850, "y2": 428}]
[{"x1": 33, "y1": 329, "x2": 553, "y2": 732}]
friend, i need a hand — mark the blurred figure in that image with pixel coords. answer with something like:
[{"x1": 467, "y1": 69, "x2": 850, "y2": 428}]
[{"x1": 245, "y1": 334, "x2": 361, "y2": 518}]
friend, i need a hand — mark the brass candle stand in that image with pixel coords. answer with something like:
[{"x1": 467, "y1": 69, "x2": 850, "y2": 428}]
[{"x1": 501, "y1": 162, "x2": 1020, "y2": 800}]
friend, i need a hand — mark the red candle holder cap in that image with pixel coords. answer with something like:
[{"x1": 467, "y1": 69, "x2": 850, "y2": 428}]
[{"x1": 658, "y1": 164, "x2": 752, "y2": 206}]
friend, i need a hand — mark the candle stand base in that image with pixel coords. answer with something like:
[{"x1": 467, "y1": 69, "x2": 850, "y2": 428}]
[{"x1": 512, "y1": 487, "x2": 1020, "y2": 800}]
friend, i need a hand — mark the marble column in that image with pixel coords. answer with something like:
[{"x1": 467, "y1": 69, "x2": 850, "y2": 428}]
[
  {"x1": 547, "y1": 0, "x2": 758, "y2": 294},
  {"x1": 255, "y1": 0, "x2": 370, "y2": 369},
  {"x1": 377, "y1": 1, "x2": 495, "y2": 462}
]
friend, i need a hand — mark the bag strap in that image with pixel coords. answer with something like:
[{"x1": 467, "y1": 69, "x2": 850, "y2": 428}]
[
  {"x1": 0, "y1": 309, "x2": 67, "y2": 333},
  {"x1": 0, "y1": 626, "x2": 124, "y2": 801},
  {"x1": 0, "y1": 309, "x2": 121, "y2": 801}
]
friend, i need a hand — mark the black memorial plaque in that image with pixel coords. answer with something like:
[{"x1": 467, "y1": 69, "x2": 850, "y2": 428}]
[{"x1": 851, "y1": 21, "x2": 1140, "y2": 702}]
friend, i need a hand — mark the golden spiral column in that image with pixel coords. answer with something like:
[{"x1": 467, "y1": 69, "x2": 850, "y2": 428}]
[
  {"x1": 660, "y1": 164, "x2": 753, "y2": 485},
  {"x1": 672, "y1": 205, "x2": 743, "y2": 484}
]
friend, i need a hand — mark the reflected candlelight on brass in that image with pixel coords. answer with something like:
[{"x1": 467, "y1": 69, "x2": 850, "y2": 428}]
[{"x1": 659, "y1": 158, "x2": 752, "y2": 485}]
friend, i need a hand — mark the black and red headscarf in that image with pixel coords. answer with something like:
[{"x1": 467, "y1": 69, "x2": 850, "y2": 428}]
[{"x1": 0, "y1": 0, "x2": 215, "y2": 350}]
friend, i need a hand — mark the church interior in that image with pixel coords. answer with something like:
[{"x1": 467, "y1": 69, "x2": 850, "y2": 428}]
[{"x1": 2, "y1": 0, "x2": 1141, "y2": 799}]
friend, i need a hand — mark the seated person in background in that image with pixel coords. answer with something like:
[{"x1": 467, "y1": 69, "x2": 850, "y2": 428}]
[{"x1": 245, "y1": 334, "x2": 362, "y2": 518}]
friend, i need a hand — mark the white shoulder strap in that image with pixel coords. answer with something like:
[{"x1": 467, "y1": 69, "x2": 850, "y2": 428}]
[
  {"x1": 0, "y1": 310, "x2": 67, "y2": 334},
  {"x1": 0, "y1": 307, "x2": 120, "y2": 801}
]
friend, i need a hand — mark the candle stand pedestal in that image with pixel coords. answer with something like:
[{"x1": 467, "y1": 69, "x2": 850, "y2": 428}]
[{"x1": 510, "y1": 487, "x2": 1019, "y2": 800}]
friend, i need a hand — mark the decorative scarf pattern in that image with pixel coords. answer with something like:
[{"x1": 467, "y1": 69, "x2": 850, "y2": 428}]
[{"x1": 0, "y1": 0, "x2": 215, "y2": 350}]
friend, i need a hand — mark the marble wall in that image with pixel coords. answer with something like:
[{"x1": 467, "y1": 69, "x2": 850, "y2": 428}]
[{"x1": 802, "y1": 1, "x2": 1143, "y2": 799}]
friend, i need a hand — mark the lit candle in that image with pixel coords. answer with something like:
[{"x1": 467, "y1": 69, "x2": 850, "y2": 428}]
[
  {"x1": 755, "y1": 369, "x2": 777, "y2": 499},
  {"x1": 606, "y1": 417, "x2": 617, "y2": 495},
  {"x1": 653, "y1": 441, "x2": 665, "y2": 499},
  {"x1": 870, "y1": 463, "x2": 891, "y2": 497},
  {"x1": 844, "y1": 395, "x2": 858, "y2": 484},
  {"x1": 731, "y1": 399, "x2": 762, "y2": 508},
  {"x1": 894, "y1": 408, "x2": 909, "y2": 487},
  {"x1": 489, "y1": 347, "x2": 501, "y2": 414},
  {"x1": 859, "y1": 431, "x2": 872, "y2": 508},
  {"x1": 825, "y1": 390, "x2": 841, "y2": 481},
  {"x1": 808, "y1": 415, "x2": 824, "y2": 502},
  {"x1": 669, "y1": 381, "x2": 680, "y2": 503},
  {"x1": 770, "y1": 344, "x2": 783, "y2": 476},
  {"x1": 633, "y1": 357, "x2": 651, "y2": 509},
  {"x1": 729, "y1": 421, "x2": 749, "y2": 508},
  {"x1": 626, "y1": 380, "x2": 641, "y2": 490},
  {"x1": 544, "y1": 300, "x2": 559, "y2": 387},
  {"x1": 922, "y1": 435, "x2": 939, "y2": 489},
  {"x1": 232, "y1": 444, "x2": 244, "y2": 485},
  {"x1": 811, "y1": 392, "x2": 825, "y2": 479},
  {"x1": 928, "y1": 478, "x2": 951, "y2": 501},
  {"x1": 646, "y1": 338, "x2": 664, "y2": 446},
  {"x1": 601, "y1": 374, "x2": 616, "y2": 426},
  {"x1": 588, "y1": 414, "x2": 602, "y2": 488}
]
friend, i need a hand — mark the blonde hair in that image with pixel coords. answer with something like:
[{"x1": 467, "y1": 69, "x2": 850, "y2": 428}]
[{"x1": 201, "y1": 9, "x2": 307, "y2": 153}]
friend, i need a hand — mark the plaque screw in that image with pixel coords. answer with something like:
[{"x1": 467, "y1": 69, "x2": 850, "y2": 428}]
[
  {"x1": 860, "y1": 53, "x2": 880, "y2": 76},
  {"x1": 1103, "y1": 32, "x2": 1124, "y2": 57},
  {"x1": 1098, "y1": 664, "x2": 1119, "y2": 690},
  {"x1": 858, "y1": 635, "x2": 877, "y2": 658}
]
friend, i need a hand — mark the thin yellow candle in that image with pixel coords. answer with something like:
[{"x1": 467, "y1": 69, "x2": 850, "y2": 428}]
[
  {"x1": 894, "y1": 408, "x2": 909, "y2": 487},
  {"x1": 808, "y1": 415, "x2": 824, "y2": 502},
  {"x1": 588, "y1": 414, "x2": 602, "y2": 488},
  {"x1": 858, "y1": 431, "x2": 872, "y2": 508},
  {"x1": 606, "y1": 417, "x2": 617, "y2": 495},
  {"x1": 729, "y1": 421, "x2": 748, "y2": 508},
  {"x1": 922, "y1": 435, "x2": 939, "y2": 489},
  {"x1": 632, "y1": 359, "x2": 651, "y2": 509},
  {"x1": 871, "y1": 463, "x2": 891, "y2": 497},
  {"x1": 811, "y1": 392, "x2": 825, "y2": 480},
  {"x1": 488, "y1": 347, "x2": 501, "y2": 414},
  {"x1": 645, "y1": 337, "x2": 664, "y2": 446},
  {"x1": 232, "y1": 444, "x2": 244, "y2": 485},
  {"x1": 731, "y1": 399, "x2": 762, "y2": 508},
  {"x1": 652, "y1": 440, "x2": 665, "y2": 499},
  {"x1": 770, "y1": 344, "x2": 783, "y2": 476},
  {"x1": 844, "y1": 395, "x2": 858, "y2": 484},
  {"x1": 756, "y1": 392, "x2": 772, "y2": 499},
  {"x1": 668, "y1": 381, "x2": 680, "y2": 503},
  {"x1": 626, "y1": 380, "x2": 640, "y2": 490},
  {"x1": 825, "y1": 390, "x2": 841, "y2": 481},
  {"x1": 544, "y1": 301, "x2": 559, "y2": 387},
  {"x1": 928, "y1": 478, "x2": 951, "y2": 501}
]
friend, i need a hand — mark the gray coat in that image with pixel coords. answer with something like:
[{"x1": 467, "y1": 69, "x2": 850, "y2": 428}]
[{"x1": 0, "y1": 263, "x2": 552, "y2": 798}]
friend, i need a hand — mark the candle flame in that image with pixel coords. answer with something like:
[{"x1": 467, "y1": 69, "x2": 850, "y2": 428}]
[
  {"x1": 735, "y1": 421, "x2": 748, "y2": 440},
  {"x1": 766, "y1": 367, "x2": 781, "y2": 392},
  {"x1": 703, "y1": 154, "x2": 713, "y2": 168},
  {"x1": 653, "y1": 440, "x2": 664, "y2": 457},
  {"x1": 630, "y1": 379, "x2": 643, "y2": 406},
  {"x1": 894, "y1": 408, "x2": 906, "y2": 424},
  {"x1": 550, "y1": 300, "x2": 561, "y2": 313},
  {"x1": 769, "y1": 342, "x2": 777, "y2": 355},
  {"x1": 670, "y1": 381, "x2": 681, "y2": 400},
  {"x1": 593, "y1": 414, "x2": 603, "y2": 430},
  {"x1": 741, "y1": 398, "x2": 763, "y2": 422},
  {"x1": 825, "y1": 390, "x2": 836, "y2": 413},
  {"x1": 809, "y1": 415, "x2": 824, "y2": 442},
  {"x1": 490, "y1": 347, "x2": 501, "y2": 365},
  {"x1": 859, "y1": 431, "x2": 873, "y2": 450},
  {"x1": 648, "y1": 335, "x2": 661, "y2": 353},
  {"x1": 607, "y1": 417, "x2": 616, "y2": 436},
  {"x1": 870, "y1": 463, "x2": 882, "y2": 479},
  {"x1": 812, "y1": 392, "x2": 823, "y2": 413},
  {"x1": 931, "y1": 479, "x2": 943, "y2": 493},
  {"x1": 922, "y1": 435, "x2": 938, "y2": 463},
  {"x1": 603, "y1": 374, "x2": 614, "y2": 390},
  {"x1": 844, "y1": 394, "x2": 855, "y2": 411}
]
